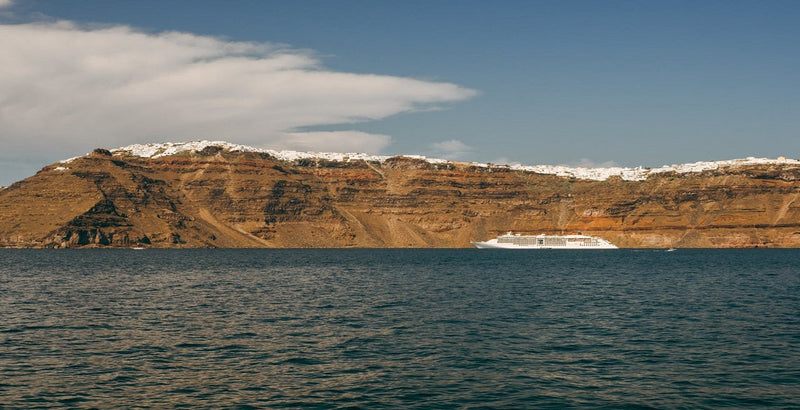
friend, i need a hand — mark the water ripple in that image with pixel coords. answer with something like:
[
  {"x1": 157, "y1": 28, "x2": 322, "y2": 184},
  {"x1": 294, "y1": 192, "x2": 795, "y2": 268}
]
[{"x1": 0, "y1": 249, "x2": 798, "y2": 408}]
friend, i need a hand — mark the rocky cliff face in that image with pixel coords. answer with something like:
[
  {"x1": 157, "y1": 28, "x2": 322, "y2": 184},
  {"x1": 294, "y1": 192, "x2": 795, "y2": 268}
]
[{"x1": 1, "y1": 143, "x2": 799, "y2": 248}]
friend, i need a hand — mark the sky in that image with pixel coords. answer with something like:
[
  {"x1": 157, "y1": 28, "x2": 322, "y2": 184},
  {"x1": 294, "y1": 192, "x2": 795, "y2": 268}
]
[{"x1": 1, "y1": 0, "x2": 799, "y2": 185}]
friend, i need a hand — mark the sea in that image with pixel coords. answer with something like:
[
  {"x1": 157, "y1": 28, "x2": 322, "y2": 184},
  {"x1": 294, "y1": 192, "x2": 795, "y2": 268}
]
[{"x1": 1, "y1": 249, "x2": 798, "y2": 409}]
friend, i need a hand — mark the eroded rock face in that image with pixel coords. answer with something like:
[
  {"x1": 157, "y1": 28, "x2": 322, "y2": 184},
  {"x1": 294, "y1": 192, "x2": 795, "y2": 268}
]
[{"x1": 1, "y1": 148, "x2": 799, "y2": 248}]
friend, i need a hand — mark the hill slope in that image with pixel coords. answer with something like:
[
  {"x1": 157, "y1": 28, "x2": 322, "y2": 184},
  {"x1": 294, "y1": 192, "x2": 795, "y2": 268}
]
[{"x1": 1, "y1": 142, "x2": 799, "y2": 248}]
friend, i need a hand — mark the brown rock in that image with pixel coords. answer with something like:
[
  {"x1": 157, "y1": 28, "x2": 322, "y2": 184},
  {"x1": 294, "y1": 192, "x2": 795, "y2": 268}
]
[{"x1": 1, "y1": 148, "x2": 799, "y2": 248}]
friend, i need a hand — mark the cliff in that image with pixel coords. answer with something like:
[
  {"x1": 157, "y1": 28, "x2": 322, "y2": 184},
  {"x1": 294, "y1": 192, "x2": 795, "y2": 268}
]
[{"x1": 1, "y1": 142, "x2": 799, "y2": 248}]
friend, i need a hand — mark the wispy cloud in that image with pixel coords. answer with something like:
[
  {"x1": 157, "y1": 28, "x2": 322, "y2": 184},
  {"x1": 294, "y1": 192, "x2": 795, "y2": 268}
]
[
  {"x1": 568, "y1": 158, "x2": 620, "y2": 168},
  {"x1": 429, "y1": 139, "x2": 473, "y2": 160},
  {"x1": 0, "y1": 0, "x2": 12, "y2": 9},
  {"x1": 487, "y1": 157, "x2": 620, "y2": 168},
  {"x1": 277, "y1": 131, "x2": 392, "y2": 153},
  {"x1": 491, "y1": 157, "x2": 514, "y2": 166},
  {"x1": 0, "y1": 21, "x2": 476, "y2": 156}
]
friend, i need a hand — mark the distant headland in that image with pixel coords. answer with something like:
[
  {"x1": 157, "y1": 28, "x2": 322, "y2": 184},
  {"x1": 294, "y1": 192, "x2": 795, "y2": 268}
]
[{"x1": 1, "y1": 141, "x2": 799, "y2": 248}]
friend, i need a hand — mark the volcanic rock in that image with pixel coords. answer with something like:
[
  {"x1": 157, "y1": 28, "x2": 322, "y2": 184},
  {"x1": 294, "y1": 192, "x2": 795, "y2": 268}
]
[{"x1": 1, "y1": 141, "x2": 799, "y2": 248}]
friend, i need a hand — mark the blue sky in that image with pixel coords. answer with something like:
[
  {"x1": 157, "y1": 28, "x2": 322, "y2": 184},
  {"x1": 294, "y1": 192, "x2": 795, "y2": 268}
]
[{"x1": 1, "y1": 0, "x2": 799, "y2": 185}]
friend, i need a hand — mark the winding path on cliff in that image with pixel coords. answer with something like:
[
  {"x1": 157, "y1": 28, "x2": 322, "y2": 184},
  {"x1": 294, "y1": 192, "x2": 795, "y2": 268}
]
[
  {"x1": 196, "y1": 207, "x2": 272, "y2": 247},
  {"x1": 178, "y1": 158, "x2": 272, "y2": 247},
  {"x1": 775, "y1": 192, "x2": 800, "y2": 226}
]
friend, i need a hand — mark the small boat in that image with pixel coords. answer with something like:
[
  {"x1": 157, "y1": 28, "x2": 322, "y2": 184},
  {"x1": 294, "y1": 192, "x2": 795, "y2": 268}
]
[{"x1": 472, "y1": 232, "x2": 617, "y2": 249}]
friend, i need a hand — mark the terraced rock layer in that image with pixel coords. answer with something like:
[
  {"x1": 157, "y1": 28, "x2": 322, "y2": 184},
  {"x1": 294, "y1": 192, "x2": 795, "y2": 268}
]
[{"x1": 1, "y1": 147, "x2": 799, "y2": 248}]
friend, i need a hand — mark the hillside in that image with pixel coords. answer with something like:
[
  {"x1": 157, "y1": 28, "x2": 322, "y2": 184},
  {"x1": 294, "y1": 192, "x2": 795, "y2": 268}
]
[{"x1": 1, "y1": 141, "x2": 799, "y2": 248}]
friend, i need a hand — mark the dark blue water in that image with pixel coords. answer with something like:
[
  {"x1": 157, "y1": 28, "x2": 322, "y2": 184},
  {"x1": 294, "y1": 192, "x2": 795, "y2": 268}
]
[{"x1": 1, "y1": 249, "x2": 798, "y2": 408}]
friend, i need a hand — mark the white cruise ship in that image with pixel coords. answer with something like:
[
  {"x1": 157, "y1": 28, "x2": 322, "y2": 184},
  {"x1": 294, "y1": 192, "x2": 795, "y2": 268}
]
[{"x1": 472, "y1": 232, "x2": 617, "y2": 249}]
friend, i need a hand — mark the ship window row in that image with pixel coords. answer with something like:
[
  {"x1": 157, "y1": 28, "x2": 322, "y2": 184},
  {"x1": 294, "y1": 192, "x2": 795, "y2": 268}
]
[{"x1": 497, "y1": 237, "x2": 600, "y2": 246}]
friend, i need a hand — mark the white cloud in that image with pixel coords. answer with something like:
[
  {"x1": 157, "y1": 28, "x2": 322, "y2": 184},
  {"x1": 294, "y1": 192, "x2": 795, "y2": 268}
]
[
  {"x1": 491, "y1": 157, "x2": 514, "y2": 166},
  {"x1": 0, "y1": 0, "x2": 12, "y2": 9},
  {"x1": 277, "y1": 131, "x2": 391, "y2": 153},
  {"x1": 429, "y1": 139, "x2": 473, "y2": 160},
  {"x1": 0, "y1": 21, "x2": 476, "y2": 156},
  {"x1": 568, "y1": 158, "x2": 619, "y2": 168}
]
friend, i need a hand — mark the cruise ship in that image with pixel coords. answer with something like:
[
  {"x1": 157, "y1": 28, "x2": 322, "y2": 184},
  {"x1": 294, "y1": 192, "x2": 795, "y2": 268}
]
[{"x1": 472, "y1": 232, "x2": 618, "y2": 249}]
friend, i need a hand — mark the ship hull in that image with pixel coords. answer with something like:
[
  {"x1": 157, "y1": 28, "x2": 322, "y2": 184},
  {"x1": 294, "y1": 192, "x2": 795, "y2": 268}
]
[{"x1": 472, "y1": 234, "x2": 618, "y2": 249}]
